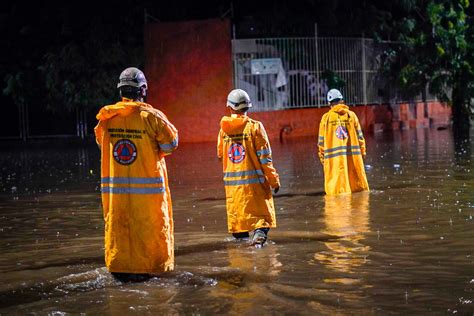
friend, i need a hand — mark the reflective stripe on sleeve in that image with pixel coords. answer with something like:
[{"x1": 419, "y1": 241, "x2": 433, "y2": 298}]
[
  {"x1": 256, "y1": 149, "x2": 272, "y2": 156},
  {"x1": 159, "y1": 136, "x2": 178, "y2": 152},
  {"x1": 318, "y1": 136, "x2": 324, "y2": 146},
  {"x1": 260, "y1": 157, "x2": 272, "y2": 164}
]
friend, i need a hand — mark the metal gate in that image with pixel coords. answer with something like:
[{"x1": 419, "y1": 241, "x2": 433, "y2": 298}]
[{"x1": 232, "y1": 37, "x2": 434, "y2": 112}]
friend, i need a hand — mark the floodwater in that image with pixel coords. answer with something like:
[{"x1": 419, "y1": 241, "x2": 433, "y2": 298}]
[{"x1": 0, "y1": 128, "x2": 473, "y2": 315}]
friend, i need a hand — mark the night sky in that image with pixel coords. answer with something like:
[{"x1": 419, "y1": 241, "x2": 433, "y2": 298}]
[{"x1": 1, "y1": 0, "x2": 406, "y2": 40}]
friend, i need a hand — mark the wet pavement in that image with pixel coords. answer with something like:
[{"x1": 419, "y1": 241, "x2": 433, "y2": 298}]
[{"x1": 0, "y1": 128, "x2": 473, "y2": 315}]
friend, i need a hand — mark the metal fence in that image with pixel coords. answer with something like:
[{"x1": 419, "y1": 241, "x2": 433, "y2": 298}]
[
  {"x1": 232, "y1": 37, "x2": 436, "y2": 112},
  {"x1": 0, "y1": 104, "x2": 93, "y2": 141}
]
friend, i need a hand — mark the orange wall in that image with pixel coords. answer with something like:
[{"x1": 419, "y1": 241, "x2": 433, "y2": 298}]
[
  {"x1": 251, "y1": 104, "x2": 392, "y2": 141},
  {"x1": 144, "y1": 18, "x2": 232, "y2": 143},
  {"x1": 251, "y1": 106, "x2": 368, "y2": 141}
]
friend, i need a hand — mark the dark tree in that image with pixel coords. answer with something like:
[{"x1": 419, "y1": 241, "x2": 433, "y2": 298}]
[
  {"x1": 2, "y1": 3, "x2": 144, "y2": 115},
  {"x1": 378, "y1": 0, "x2": 473, "y2": 139}
]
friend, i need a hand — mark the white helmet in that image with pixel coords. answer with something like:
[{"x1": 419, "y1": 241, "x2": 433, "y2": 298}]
[
  {"x1": 227, "y1": 89, "x2": 252, "y2": 111},
  {"x1": 327, "y1": 89, "x2": 343, "y2": 103}
]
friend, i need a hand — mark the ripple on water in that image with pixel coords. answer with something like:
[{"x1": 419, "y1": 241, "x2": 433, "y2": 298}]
[{"x1": 54, "y1": 268, "x2": 217, "y2": 294}]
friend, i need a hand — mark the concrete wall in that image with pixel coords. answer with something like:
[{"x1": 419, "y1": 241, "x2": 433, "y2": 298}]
[
  {"x1": 144, "y1": 18, "x2": 232, "y2": 143},
  {"x1": 392, "y1": 101, "x2": 451, "y2": 130},
  {"x1": 251, "y1": 105, "x2": 379, "y2": 142},
  {"x1": 250, "y1": 103, "x2": 450, "y2": 142}
]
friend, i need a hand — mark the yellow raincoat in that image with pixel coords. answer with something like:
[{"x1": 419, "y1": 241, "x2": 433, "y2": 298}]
[
  {"x1": 318, "y1": 103, "x2": 369, "y2": 195},
  {"x1": 94, "y1": 98, "x2": 178, "y2": 274},
  {"x1": 217, "y1": 114, "x2": 280, "y2": 233}
]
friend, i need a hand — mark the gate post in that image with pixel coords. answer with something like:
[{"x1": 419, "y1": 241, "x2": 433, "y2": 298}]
[
  {"x1": 314, "y1": 23, "x2": 320, "y2": 108},
  {"x1": 361, "y1": 36, "x2": 367, "y2": 106}
]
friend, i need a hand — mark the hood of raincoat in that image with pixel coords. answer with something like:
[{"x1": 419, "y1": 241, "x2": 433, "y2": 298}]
[
  {"x1": 96, "y1": 98, "x2": 151, "y2": 122},
  {"x1": 331, "y1": 104, "x2": 349, "y2": 115},
  {"x1": 220, "y1": 114, "x2": 249, "y2": 134}
]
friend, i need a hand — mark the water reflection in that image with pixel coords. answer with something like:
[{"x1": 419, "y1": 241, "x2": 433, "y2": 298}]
[
  {"x1": 100, "y1": 273, "x2": 199, "y2": 315},
  {"x1": 0, "y1": 143, "x2": 100, "y2": 195},
  {"x1": 1, "y1": 128, "x2": 473, "y2": 314},
  {"x1": 206, "y1": 244, "x2": 283, "y2": 314},
  {"x1": 314, "y1": 192, "x2": 370, "y2": 278},
  {"x1": 227, "y1": 244, "x2": 282, "y2": 278},
  {"x1": 454, "y1": 136, "x2": 472, "y2": 165}
]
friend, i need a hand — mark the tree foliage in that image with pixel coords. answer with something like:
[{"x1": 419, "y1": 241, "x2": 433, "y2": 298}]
[
  {"x1": 378, "y1": 0, "x2": 473, "y2": 136},
  {"x1": 321, "y1": 69, "x2": 346, "y2": 90},
  {"x1": 2, "y1": 3, "x2": 144, "y2": 113}
]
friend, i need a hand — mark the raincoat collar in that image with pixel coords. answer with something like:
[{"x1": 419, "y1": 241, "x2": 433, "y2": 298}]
[
  {"x1": 220, "y1": 114, "x2": 249, "y2": 134},
  {"x1": 96, "y1": 98, "x2": 151, "y2": 121},
  {"x1": 330, "y1": 103, "x2": 349, "y2": 115}
]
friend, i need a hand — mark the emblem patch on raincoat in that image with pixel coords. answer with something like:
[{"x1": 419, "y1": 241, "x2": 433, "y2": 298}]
[
  {"x1": 113, "y1": 139, "x2": 137, "y2": 165},
  {"x1": 335, "y1": 126, "x2": 348, "y2": 140},
  {"x1": 228, "y1": 143, "x2": 245, "y2": 163}
]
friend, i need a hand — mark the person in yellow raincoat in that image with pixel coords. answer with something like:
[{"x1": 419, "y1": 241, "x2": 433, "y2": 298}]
[
  {"x1": 217, "y1": 89, "x2": 280, "y2": 246},
  {"x1": 318, "y1": 89, "x2": 369, "y2": 195},
  {"x1": 94, "y1": 67, "x2": 178, "y2": 280}
]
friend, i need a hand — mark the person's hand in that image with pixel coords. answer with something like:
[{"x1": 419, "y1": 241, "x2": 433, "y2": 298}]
[{"x1": 273, "y1": 186, "x2": 280, "y2": 194}]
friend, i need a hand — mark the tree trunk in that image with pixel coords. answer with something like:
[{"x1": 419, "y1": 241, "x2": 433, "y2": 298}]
[{"x1": 451, "y1": 83, "x2": 471, "y2": 141}]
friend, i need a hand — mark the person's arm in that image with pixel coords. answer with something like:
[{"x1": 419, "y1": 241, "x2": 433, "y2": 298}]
[
  {"x1": 255, "y1": 122, "x2": 280, "y2": 191},
  {"x1": 217, "y1": 129, "x2": 223, "y2": 161},
  {"x1": 318, "y1": 114, "x2": 326, "y2": 164},
  {"x1": 354, "y1": 114, "x2": 366, "y2": 157},
  {"x1": 153, "y1": 111, "x2": 179, "y2": 157},
  {"x1": 94, "y1": 121, "x2": 103, "y2": 149}
]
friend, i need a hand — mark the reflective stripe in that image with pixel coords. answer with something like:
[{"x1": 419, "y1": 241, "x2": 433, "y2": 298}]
[
  {"x1": 159, "y1": 136, "x2": 178, "y2": 152},
  {"x1": 319, "y1": 136, "x2": 324, "y2": 140},
  {"x1": 325, "y1": 151, "x2": 362, "y2": 159},
  {"x1": 260, "y1": 157, "x2": 272, "y2": 164},
  {"x1": 325, "y1": 145, "x2": 360, "y2": 153},
  {"x1": 224, "y1": 177, "x2": 265, "y2": 186},
  {"x1": 318, "y1": 142, "x2": 324, "y2": 146},
  {"x1": 101, "y1": 187, "x2": 166, "y2": 194},
  {"x1": 224, "y1": 170, "x2": 263, "y2": 178},
  {"x1": 101, "y1": 177, "x2": 164, "y2": 184},
  {"x1": 256, "y1": 149, "x2": 271, "y2": 156}
]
